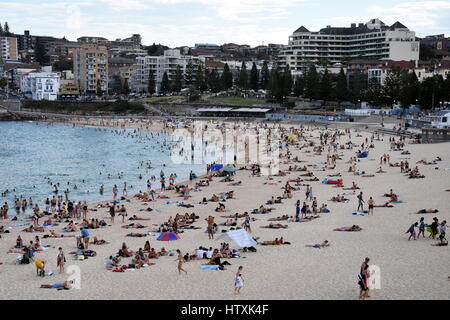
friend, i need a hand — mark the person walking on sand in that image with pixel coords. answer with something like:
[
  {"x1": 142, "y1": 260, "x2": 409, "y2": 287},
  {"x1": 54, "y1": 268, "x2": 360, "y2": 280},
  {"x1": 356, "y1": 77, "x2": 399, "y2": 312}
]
[
  {"x1": 357, "y1": 192, "x2": 364, "y2": 212},
  {"x1": 109, "y1": 204, "x2": 115, "y2": 223},
  {"x1": 359, "y1": 257, "x2": 371, "y2": 299},
  {"x1": 206, "y1": 216, "x2": 215, "y2": 239},
  {"x1": 176, "y1": 249, "x2": 187, "y2": 275},
  {"x1": 57, "y1": 247, "x2": 66, "y2": 274},
  {"x1": 367, "y1": 197, "x2": 374, "y2": 215},
  {"x1": 234, "y1": 266, "x2": 244, "y2": 295},
  {"x1": 113, "y1": 184, "x2": 118, "y2": 200},
  {"x1": 418, "y1": 217, "x2": 426, "y2": 238},
  {"x1": 406, "y1": 222, "x2": 418, "y2": 241}
]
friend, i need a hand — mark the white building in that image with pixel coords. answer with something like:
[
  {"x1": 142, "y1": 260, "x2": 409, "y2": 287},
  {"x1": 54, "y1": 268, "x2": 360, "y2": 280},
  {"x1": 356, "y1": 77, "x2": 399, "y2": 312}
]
[
  {"x1": 20, "y1": 70, "x2": 60, "y2": 101},
  {"x1": 279, "y1": 19, "x2": 419, "y2": 71},
  {"x1": 131, "y1": 49, "x2": 203, "y2": 93}
]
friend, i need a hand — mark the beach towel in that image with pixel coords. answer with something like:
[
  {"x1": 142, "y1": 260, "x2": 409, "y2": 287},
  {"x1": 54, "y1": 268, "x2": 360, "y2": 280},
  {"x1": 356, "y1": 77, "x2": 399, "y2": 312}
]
[
  {"x1": 200, "y1": 265, "x2": 220, "y2": 270},
  {"x1": 348, "y1": 211, "x2": 368, "y2": 216},
  {"x1": 162, "y1": 201, "x2": 178, "y2": 205},
  {"x1": 390, "y1": 200, "x2": 404, "y2": 204}
]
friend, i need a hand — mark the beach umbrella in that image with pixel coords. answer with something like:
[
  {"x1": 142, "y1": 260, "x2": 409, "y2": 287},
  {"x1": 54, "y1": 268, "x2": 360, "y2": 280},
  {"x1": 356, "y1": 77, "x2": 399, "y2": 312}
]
[
  {"x1": 157, "y1": 232, "x2": 180, "y2": 241},
  {"x1": 210, "y1": 164, "x2": 223, "y2": 171},
  {"x1": 223, "y1": 166, "x2": 237, "y2": 172}
]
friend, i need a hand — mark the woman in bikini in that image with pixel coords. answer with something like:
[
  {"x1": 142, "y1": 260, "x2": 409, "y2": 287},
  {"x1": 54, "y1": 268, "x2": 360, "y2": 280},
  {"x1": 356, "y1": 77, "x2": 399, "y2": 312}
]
[{"x1": 176, "y1": 249, "x2": 187, "y2": 275}]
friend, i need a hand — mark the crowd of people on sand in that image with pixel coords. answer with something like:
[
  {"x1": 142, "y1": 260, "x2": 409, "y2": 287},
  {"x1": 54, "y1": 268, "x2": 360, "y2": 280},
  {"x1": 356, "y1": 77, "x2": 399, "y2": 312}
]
[{"x1": 0, "y1": 118, "x2": 447, "y2": 297}]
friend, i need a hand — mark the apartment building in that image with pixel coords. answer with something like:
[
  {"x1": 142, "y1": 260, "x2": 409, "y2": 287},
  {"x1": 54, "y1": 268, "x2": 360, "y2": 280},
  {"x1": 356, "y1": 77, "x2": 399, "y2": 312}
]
[
  {"x1": 0, "y1": 36, "x2": 18, "y2": 61},
  {"x1": 279, "y1": 19, "x2": 420, "y2": 72},
  {"x1": 131, "y1": 49, "x2": 202, "y2": 93},
  {"x1": 73, "y1": 43, "x2": 108, "y2": 94}
]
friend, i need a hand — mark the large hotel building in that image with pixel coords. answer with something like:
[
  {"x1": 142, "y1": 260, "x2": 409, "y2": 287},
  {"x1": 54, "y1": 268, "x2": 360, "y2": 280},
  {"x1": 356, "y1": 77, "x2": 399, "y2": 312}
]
[{"x1": 278, "y1": 19, "x2": 420, "y2": 72}]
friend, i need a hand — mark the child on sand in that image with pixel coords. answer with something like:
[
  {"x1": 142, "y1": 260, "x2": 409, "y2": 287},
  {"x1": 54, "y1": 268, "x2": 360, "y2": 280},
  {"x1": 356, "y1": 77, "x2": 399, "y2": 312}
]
[{"x1": 234, "y1": 266, "x2": 244, "y2": 295}]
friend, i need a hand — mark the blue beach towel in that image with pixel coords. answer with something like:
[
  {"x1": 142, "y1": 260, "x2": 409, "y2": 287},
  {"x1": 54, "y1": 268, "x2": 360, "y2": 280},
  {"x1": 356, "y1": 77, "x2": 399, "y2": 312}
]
[{"x1": 200, "y1": 265, "x2": 220, "y2": 270}]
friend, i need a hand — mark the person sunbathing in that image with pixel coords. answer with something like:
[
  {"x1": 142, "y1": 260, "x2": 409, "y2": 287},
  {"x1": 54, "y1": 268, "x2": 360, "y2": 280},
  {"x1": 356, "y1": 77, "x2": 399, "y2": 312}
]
[
  {"x1": 305, "y1": 240, "x2": 330, "y2": 248},
  {"x1": 121, "y1": 223, "x2": 146, "y2": 229},
  {"x1": 220, "y1": 177, "x2": 233, "y2": 182},
  {"x1": 210, "y1": 194, "x2": 220, "y2": 202},
  {"x1": 92, "y1": 236, "x2": 108, "y2": 245},
  {"x1": 431, "y1": 234, "x2": 448, "y2": 246},
  {"x1": 48, "y1": 230, "x2": 70, "y2": 238},
  {"x1": 126, "y1": 232, "x2": 147, "y2": 237},
  {"x1": 261, "y1": 223, "x2": 288, "y2": 229},
  {"x1": 157, "y1": 194, "x2": 170, "y2": 199},
  {"x1": 178, "y1": 202, "x2": 194, "y2": 208},
  {"x1": 147, "y1": 248, "x2": 159, "y2": 259},
  {"x1": 333, "y1": 225, "x2": 362, "y2": 232},
  {"x1": 330, "y1": 195, "x2": 349, "y2": 202},
  {"x1": 389, "y1": 194, "x2": 399, "y2": 202},
  {"x1": 118, "y1": 243, "x2": 133, "y2": 257},
  {"x1": 267, "y1": 215, "x2": 290, "y2": 221},
  {"x1": 23, "y1": 225, "x2": 44, "y2": 233},
  {"x1": 215, "y1": 203, "x2": 226, "y2": 212},
  {"x1": 40, "y1": 280, "x2": 73, "y2": 289},
  {"x1": 63, "y1": 220, "x2": 77, "y2": 231},
  {"x1": 373, "y1": 202, "x2": 394, "y2": 208},
  {"x1": 228, "y1": 181, "x2": 242, "y2": 186},
  {"x1": 328, "y1": 173, "x2": 341, "y2": 177},
  {"x1": 128, "y1": 215, "x2": 150, "y2": 221},
  {"x1": 376, "y1": 167, "x2": 386, "y2": 173},
  {"x1": 415, "y1": 209, "x2": 439, "y2": 214},
  {"x1": 221, "y1": 213, "x2": 247, "y2": 219},
  {"x1": 260, "y1": 237, "x2": 283, "y2": 245}
]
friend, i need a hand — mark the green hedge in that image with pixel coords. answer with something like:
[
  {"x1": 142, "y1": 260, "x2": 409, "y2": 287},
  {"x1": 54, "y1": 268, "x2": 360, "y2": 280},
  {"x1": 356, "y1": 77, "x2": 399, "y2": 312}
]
[{"x1": 21, "y1": 100, "x2": 147, "y2": 115}]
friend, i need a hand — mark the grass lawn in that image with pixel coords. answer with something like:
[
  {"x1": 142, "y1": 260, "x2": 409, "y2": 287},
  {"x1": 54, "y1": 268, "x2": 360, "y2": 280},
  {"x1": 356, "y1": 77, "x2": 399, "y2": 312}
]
[
  {"x1": 206, "y1": 96, "x2": 272, "y2": 105},
  {"x1": 140, "y1": 96, "x2": 184, "y2": 103}
]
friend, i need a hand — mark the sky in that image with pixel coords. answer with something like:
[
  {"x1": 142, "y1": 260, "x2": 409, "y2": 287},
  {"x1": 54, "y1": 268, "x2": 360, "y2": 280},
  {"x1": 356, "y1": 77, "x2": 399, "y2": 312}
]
[{"x1": 1, "y1": 0, "x2": 450, "y2": 47}]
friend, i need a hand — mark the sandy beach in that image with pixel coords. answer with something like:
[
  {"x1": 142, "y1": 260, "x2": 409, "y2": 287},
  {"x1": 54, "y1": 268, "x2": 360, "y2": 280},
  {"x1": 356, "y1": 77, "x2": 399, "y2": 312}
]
[{"x1": 0, "y1": 118, "x2": 449, "y2": 300}]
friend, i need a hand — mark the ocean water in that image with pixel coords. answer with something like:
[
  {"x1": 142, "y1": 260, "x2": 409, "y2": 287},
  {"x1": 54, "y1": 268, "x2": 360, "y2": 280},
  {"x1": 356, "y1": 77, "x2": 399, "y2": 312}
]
[{"x1": 0, "y1": 121, "x2": 205, "y2": 215}]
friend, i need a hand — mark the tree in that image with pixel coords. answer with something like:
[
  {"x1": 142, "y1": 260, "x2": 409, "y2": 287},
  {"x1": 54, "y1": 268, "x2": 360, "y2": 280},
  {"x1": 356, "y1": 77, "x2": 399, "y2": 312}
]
[
  {"x1": 195, "y1": 65, "x2": 207, "y2": 91},
  {"x1": 0, "y1": 23, "x2": 3, "y2": 36},
  {"x1": 238, "y1": 62, "x2": 248, "y2": 90},
  {"x1": 96, "y1": 80, "x2": 103, "y2": 96},
  {"x1": 418, "y1": 75, "x2": 445, "y2": 109},
  {"x1": 382, "y1": 67, "x2": 403, "y2": 105},
  {"x1": 34, "y1": 42, "x2": 49, "y2": 65},
  {"x1": 304, "y1": 64, "x2": 319, "y2": 100},
  {"x1": 249, "y1": 62, "x2": 259, "y2": 90},
  {"x1": 334, "y1": 68, "x2": 349, "y2": 102},
  {"x1": 399, "y1": 71, "x2": 419, "y2": 108},
  {"x1": 260, "y1": 61, "x2": 270, "y2": 90},
  {"x1": 364, "y1": 77, "x2": 384, "y2": 106},
  {"x1": 0, "y1": 77, "x2": 7, "y2": 89},
  {"x1": 281, "y1": 65, "x2": 293, "y2": 98},
  {"x1": 52, "y1": 57, "x2": 73, "y2": 72},
  {"x1": 184, "y1": 61, "x2": 196, "y2": 87},
  {"x1": 172, "y1": 65, "x2": 183, "y2": 92},
  {"x1": 319, "y1": 69, "x2": 332, "y2": 101},
  {"x1": 122, "y1": 78, "x2": 131, "y2": 95},
  {"x1": 207, "y1": 69, "x2": 221, "y2": 93},
  {"x1": 350, "y1": 69, "x2": 367, "y2": 103},
  {"x1": 293, "y1": 75, "x2": 305, "y2": 97},
  {"x1": 4, "y1": 22, "x2": 10, "y2": 36},
  {"x1": 160, "y1": 72, "x2": 170, "y2": 94},
  {"x1": 221, "y1": 63, "x2": 233, "y2": 90},
  {"x1": 419, "y1": 43, "x2": 436, "y2": 61},
  {"x1": 148, "y1": 69, "x2": 156, "y2": 95},
  {"x1": 268, "y1": 67, "x2": 281, "y2": 102}
]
